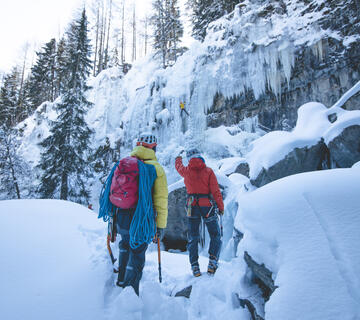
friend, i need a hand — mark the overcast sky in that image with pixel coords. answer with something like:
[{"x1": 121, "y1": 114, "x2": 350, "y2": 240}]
[
  {"x1": 0, "y1": 0, "x2": 85, "y2": 73},
  {"x1": 0, "y1": 0, "x2": 191, "y2": 75}
]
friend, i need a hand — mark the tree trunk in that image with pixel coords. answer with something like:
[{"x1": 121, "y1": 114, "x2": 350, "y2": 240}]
[
  {"x1": 6, "y1": 144, "x2": 21, "y2": 199},
  {"x1": 93, "y1": 4, "x2": 100, "y2": 76},
  {"x1": 121, "y1": 0, "x2": 125, "y2": 64},
  {"x1": 132, "y1": 3, "x2": 136, "y2": 61},
  {"x1": 144, "y1": 16, "x2": 148, "y2": 56},
  {"x1": 60, "y1": 170, "x2": 68, "y2": 200},
  {"x1": 104, "y1": 0, "x2": 112, "y2": 69}
]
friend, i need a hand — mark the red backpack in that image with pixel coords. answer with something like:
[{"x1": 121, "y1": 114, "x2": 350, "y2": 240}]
[{"x1": 109, "y1": 156, "x2": 139, "y2": 209}]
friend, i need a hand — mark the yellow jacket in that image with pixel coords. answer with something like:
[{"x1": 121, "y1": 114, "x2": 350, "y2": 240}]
[{"x1": 131, "y1": 146, "x2": 168, "y2": 228}]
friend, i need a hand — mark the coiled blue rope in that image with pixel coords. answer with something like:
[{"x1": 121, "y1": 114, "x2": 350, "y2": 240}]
[
  {"x1": 98, "y1": 161, "x2": 119, "y2": 222},
  {"x1": 129, "y1": 161, "x2": 157, "y2": 249}
]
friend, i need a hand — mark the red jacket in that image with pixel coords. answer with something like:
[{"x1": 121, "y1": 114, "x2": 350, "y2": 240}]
[{"x1": 175, "y1": 157, "x2": 224, "y2": 211}]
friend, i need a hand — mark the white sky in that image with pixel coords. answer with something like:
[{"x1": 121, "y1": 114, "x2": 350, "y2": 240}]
[
  {"x1": 0, "y1": 0, "x2": 192, "y2": 75},
  {"x1": 0, "y1": 0, "x2": 84, "y2": 73}
]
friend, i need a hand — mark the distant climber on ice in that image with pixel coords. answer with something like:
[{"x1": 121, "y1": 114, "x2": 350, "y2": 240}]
[
  {"x1": 175, "y1": 148, "x2": 224, "y2": 277},
  {"x1": 180, "y1": 101, "x2": 189, "y2": 116}
]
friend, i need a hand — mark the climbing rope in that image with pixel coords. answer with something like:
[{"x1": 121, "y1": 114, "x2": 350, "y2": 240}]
[
  {"x1": 129, "y1": 161, "x2": 157, "y2": 249},
  {"x1": 98, "y1": 161, "x2": 119, "y2": 222}
]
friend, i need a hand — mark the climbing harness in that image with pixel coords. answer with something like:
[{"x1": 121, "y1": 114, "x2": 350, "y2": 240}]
[
  {"x1": 186, "y1": 194, "x2": 212, "y2": 218},
  {"x1": 186, "y1": 194, "x2": 216, "y2": 248}
]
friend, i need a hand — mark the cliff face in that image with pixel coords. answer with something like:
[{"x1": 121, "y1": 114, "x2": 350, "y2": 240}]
[{"x1": 206, "y1": 0, "x2": 360, "y2": 131}]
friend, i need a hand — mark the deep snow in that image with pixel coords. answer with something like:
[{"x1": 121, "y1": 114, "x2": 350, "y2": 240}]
[
  {"x1": 235, "y1": 164, "x2": 360, "y2": 319},
  {"x1": 1, "y1": 164, "x2": 360, "y2": 319},
  {"x1": 0, "y1": 199, "x2": 247, "y2": 320}
]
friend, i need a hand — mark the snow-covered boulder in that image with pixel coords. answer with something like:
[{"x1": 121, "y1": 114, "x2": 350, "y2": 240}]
[
  {"x1": 235, "y1": 165, "x2": 360, "y2": 320},
  {"x1": 165, "y1": 186, "x2": 188, "y2": 250},
  {"x1": 250, "y1": 140, "x2": 329, "y2": 188},
  {"x1": 247, "y1": 84, "x2": 360, "y2": 187}
]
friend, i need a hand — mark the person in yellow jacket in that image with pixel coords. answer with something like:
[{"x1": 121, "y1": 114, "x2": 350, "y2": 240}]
[
  {"x1": 180, "y1": 101, "x2": 189, "y2": 116},
  {"x1": 116, "y1": 132, "x2": 168, "y2": 294}
]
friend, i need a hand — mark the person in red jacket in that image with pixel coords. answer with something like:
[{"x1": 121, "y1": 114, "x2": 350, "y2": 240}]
[{"x1": 175, "y1": 147, "x2": 224, "y2": 276}]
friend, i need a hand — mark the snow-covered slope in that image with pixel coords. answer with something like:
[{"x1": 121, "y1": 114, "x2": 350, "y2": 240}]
[
  {"x1": 1, "y1": 164, "x2": 360, "y2": 319},
  {"x1": 0, "y1": 200, "x2": 106, "y2": 320},
  {"x1": 235, "y1": 163, "x2": 360, "y2": 319},
  {"x1": 0, "y1": 200, "x2": 247, "y2": 320}
]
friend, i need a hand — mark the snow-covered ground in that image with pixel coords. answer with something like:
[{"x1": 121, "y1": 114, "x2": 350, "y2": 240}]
[
  {"x1": 0, "y1": 199, "x2": 247, "y2": 320},
  {"x1": 1, "y1": 163, "x2": 359, "y2": 319}
]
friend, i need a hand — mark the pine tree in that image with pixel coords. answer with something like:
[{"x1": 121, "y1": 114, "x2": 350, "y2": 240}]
[
  {"x1": 37, "y1": 9, "x2": 94, "y2": 203},
  {"x1": 0, "y1": 68, "x2": 19, "y2": 128},
  {"x1": 187, "y1": 0, "x2": 240, "y2": 41},
  {"x1": 151, "y1": 0, "x2": 184, "y2": 68},
  {"x1": 28, "y1": 39, "x2": 57, "y2": 108},
  {"x1": 0, "y1": 126, "x2": 32, "y2": 200},
  {"x1": 91, "y1": 137, "x2": 118, "y2": 183},
  {"x1": 55, "y1": 37, "x2": 68, "y2": 98}
]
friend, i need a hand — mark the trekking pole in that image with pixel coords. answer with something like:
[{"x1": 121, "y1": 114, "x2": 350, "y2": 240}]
[{"x1": 157, "y1": 237, "x2": 162, "y2": 283}]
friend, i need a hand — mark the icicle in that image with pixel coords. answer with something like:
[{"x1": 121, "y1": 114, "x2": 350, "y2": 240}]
[{"x1": 311, "y1": 40, "x2": 324, "y2": 60}]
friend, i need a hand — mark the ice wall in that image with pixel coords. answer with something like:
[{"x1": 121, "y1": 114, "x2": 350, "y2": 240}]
[
  {"x1": 20, "y1": 0, "x2": 337, "y2": 176},
  {"x1": 86, "y1": 0, "x2": 336, "y2": 157}
]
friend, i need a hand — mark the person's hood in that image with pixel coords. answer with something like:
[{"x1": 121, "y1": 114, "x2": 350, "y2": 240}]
[
  {"x1": 188, "y1": 157, "x2": 206, "y2": 170},
  {"x1": 131, "y1": 146, "x2": 157, "y2": 161}
]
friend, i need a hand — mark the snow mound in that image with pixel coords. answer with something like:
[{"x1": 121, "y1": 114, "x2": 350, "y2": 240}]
[
  {"x1": 235, "y1": 166, "x2": 360, "y2": 319},
  {"x1": 0, "y1": 199, "x2": 106, "y2": 320}
]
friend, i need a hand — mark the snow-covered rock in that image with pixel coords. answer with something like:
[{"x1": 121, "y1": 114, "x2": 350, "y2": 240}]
[{"x1": 235, "y1": 165, "x2": 360, "y2": 319}]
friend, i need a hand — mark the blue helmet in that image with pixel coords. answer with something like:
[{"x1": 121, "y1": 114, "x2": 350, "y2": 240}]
[{"x1": 186, "y1": 147, "x2": 201, "y2": 160}]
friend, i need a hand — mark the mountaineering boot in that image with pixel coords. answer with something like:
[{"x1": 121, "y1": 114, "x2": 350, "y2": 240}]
[
  {"x1": 207, "y1": 256, "x2": 218, "y2": 275},
  {"x1": 191, "y1": 264, "x2": 201, "y2": 277}
]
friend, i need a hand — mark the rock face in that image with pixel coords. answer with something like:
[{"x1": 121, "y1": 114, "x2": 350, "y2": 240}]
[
  {"x1": 235, "y1": 162, "x2": 250, "y2": 178},
  {"x1": 249, "y1": 122, "x2": 360, "y2": 188},
  {"x1": 163, "y1": 187, "x2": 188, "y2": 250},
  {"x1": 206, "y1": 1, "x2": 360, "y2": 131},
  {"x1": 244, "y1": 251, "x2": 277, "y2": 301},
  {"x1": 251, "y1": 140, "x2": 330, "y2": 188},
  {"x1": 328, "y1": 125, "x2": 360, "y2": 168}
]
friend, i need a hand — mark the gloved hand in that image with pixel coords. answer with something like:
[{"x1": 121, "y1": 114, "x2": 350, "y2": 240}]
[
  {"x1": 155, "y1": 228, "x2": 165, "y2": 241},
  {"x1": 176, "y1": 149, "x2": 185, "y2": 158},
  {"x1": 218, "y1": 210, "x2": 224, "y2": 216}
]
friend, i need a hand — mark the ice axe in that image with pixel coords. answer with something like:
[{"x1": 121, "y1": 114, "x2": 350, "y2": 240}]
[
  {"x1": 153, "y1": 228, "x2": 162, "y2": 283},
  {"x1": 215, "y1": 207, "x2": 223, "y2": 238},
  {"x1": 107, "y1": 213, "x2": 118, "y2": 273},
  {"x1": 157, "y1": 237, "x2": 162, "y2": 283},
  {"x1": 107, "y1": 234, "x2": 118, "y2": 273}
]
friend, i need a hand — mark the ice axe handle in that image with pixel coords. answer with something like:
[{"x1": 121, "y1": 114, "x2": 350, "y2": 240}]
[{"x1": 157, "y1": 238, "x2": 162, "y2": 283}]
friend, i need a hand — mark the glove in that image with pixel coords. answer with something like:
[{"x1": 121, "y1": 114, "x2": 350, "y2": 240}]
[
  {"x1": 155, "y1": 228, "x2": 165, "y2": 241},
  {"x1": 218, "y1": 210, "x2": 224, "y2": 216},
  {"x1": 177, "y1": 149, "x2": 185, "y2": 158}
]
